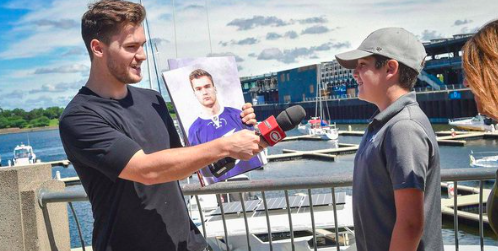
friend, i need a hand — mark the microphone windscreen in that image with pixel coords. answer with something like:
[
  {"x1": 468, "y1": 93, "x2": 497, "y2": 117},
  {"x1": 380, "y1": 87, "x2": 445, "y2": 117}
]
[{"x1": 276, "y1": 105, "x2": 306, "y2": 131}]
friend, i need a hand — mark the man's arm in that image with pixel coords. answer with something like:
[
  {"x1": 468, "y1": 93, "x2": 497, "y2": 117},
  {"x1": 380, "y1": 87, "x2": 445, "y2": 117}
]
[
  {"x1": 120, "y1": 129, "x2": 260, "y2": 185},
  {"x1": 120, "y1": 103, "x2": 262, "y2": 185},
  {"x1": 389, "y1": 188, "x2": 424, "y2": 251}
]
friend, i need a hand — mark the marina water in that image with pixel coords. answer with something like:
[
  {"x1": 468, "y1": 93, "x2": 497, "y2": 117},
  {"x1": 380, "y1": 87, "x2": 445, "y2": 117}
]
[{"x1": 1, "y1": 127, "x2": 497, "y2": 248}]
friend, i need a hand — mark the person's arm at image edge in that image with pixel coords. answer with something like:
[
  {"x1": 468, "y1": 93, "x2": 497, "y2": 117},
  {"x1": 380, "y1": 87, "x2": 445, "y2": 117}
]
[{"x1": 389, "y1": 188, "x2": 424, "y2": 251}]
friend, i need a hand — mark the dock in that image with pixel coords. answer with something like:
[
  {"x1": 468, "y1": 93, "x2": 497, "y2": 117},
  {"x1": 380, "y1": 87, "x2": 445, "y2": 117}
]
[
  {"x1": 282, "y1": 135, "x2": 324, "y2": 141},
  {"x1": 267, "y1": 143, "x2": 359, "y2": 162},
  {"x1": 338, "y1": 131, "x2": 365, "y2": 136},
  {"x1": 440, "y1": 182, "x2": 493, "y2": 228},
  {"x1": 336, "y1": 130, "x2": 498, "y2": 147}
]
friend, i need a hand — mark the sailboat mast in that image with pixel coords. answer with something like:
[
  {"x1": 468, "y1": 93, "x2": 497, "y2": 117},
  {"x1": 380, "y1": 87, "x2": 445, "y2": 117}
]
[{"x1": 140, "y1": 0, "x2": 163, "y2": 93}]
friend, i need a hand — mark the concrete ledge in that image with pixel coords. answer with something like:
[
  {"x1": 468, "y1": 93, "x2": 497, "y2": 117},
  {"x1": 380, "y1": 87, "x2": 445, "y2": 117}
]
[{"x1": 0, "y1": 164, "x2": 70, "y2": 251}]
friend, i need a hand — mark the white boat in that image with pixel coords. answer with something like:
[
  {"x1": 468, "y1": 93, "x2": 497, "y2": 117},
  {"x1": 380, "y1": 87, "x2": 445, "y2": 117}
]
[
  {"x1": 449, "y1": 114, "x2": 494, "y2": 131},
  {"x1": 298, "y1": 117, "x2": 339, "y2": 140},
  {"x1": 469, "y1": 151, "x2": 498, "y2": 168},
  {"x1": 188, "y1": 176, "x2": 356, "y2": 251},
  {"x1": 10, "y1": 143, "x2": 39, "y2": 166},
  {"x1": 298, "y1": 78, "x2": 339, "y2": 140}
]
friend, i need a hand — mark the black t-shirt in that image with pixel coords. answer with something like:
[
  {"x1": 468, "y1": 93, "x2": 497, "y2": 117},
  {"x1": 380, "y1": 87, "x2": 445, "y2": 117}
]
[{"x1": 59, "y1": 86, "x2": 206, "y2": 251}]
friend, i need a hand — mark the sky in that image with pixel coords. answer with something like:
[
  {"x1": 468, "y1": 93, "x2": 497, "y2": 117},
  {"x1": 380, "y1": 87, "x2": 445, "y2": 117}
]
[{"x1": 0, "y1": 0, "x2": 496, "y2": 111}]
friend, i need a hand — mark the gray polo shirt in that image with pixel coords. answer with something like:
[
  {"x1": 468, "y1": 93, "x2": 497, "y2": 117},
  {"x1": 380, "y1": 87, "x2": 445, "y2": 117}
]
[{"x1": 353, "y1": 92, "x2": 443, "y2": 251}]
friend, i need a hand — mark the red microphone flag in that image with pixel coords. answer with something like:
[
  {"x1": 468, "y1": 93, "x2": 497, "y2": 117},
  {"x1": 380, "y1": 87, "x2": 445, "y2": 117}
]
[{"x1": 257, "y1": 115, "x2": 286, "y2": 146}]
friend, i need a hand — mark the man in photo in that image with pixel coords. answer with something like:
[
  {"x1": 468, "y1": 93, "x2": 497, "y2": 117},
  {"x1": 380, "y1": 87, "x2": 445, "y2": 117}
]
[
  {"x1": 335, "y1": 27, "x2": 443, "y2": 251},
  {"x1": 188, "y1": 69, "x2": 264, "y2": 178}
]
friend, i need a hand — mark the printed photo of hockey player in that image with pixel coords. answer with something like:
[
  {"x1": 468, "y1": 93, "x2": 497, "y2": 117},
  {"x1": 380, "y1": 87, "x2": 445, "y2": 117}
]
[{"x1": 162, "y1": 56, "x2": 266, "y2": 186}]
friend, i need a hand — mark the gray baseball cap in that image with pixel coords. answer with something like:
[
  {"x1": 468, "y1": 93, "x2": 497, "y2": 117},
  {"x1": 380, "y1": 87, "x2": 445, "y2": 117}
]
[{"x1": 335, "y1": 27, "x2": 426, "y2": 73}]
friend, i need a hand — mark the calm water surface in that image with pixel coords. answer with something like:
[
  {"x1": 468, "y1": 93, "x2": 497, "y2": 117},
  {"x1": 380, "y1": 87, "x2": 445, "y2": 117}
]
[{"x1": 1, "y1": 127, "x2": 496, "y2": 248}]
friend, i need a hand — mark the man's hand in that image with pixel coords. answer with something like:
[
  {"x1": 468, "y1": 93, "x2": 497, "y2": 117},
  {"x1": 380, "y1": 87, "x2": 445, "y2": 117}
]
[
  {"x1": 223, "y1": 129, "x2": 260, "y2": 160},
  {"x1": 240, "y1": 103, "x2": 257, "y2": 126},
  {"x1": 240, "y1": 103, "x2": 270, "y2": 150}
]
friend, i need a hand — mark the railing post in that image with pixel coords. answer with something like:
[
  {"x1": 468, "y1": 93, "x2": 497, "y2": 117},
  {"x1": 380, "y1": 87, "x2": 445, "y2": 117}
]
[
  {"x1": 284, "y1": 190, "x2": 295, "y2": 251},
  {"x1": 479, "y1": 181, "x2": 484, "y2": 251},
  {"x1": 331, "y1": 188, "x2": 340, "y2": 251},
  {"x1": 261, "y1": 191, "x2": 273, "y2": 251},
  {"x1": 454, "y1": 181, "x2": 459, "y2": 251},
  {"x1": 239, "y1": 193, "x2": 251, "y2": 251}
]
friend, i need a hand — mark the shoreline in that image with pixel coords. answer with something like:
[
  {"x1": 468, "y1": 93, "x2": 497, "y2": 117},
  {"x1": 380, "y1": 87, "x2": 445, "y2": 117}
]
[{"x1": 0, "y1": 126, "x2": 59, "y2": 135}]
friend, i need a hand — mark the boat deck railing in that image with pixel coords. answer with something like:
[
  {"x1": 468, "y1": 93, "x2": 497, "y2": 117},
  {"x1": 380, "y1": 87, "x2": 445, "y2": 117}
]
[{"x1": 39, "y1": 167, "x2": 497, "y2": 251}]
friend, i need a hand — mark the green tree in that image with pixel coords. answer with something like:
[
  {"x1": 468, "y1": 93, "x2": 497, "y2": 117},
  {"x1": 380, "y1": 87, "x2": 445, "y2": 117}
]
[
  {"x1": 166, "y1": 102, "x2": 176, "y2": 118},
  {"x1": 29, "y1": 116, "x2": 50, "y2": 127},
  {"x1": 11, "y1": 108, "x2": 27, "y2": 118},
  {"x1": 9, "y1": 116, "x2": 28, "y2": 128},
  {"x1": 27, "y1": 108, "x2": 44, "y2": 121},
  {"x1": 0, "y1": 117, "x2": 9, "y2": 128},
  {"x1": 43, "y1": 106, "x2": 64, "y2": 119},
  {"x1": 0, "y1": 106, "x2": 65, "y2": 129}
]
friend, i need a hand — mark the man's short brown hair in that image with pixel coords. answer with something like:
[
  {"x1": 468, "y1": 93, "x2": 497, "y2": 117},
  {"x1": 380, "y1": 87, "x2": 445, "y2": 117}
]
[
  {"x1": 189, "y1": 69, "x2": 215, "y2": 89},
  {"x1": 373, "y1": 55, "x2": 419, "y2": 90},
  {"x1": 81, "y1": 0, "x2": 146, "y2": 60}
]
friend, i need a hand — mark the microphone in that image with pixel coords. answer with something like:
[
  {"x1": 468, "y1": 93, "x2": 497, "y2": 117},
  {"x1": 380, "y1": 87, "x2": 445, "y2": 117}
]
[
  {"x1": 257, "y1": 105, "x2": 306, "y2": 146},
  {"x1": 208, "y1": 105, "x2": 306, "y2": 178}
]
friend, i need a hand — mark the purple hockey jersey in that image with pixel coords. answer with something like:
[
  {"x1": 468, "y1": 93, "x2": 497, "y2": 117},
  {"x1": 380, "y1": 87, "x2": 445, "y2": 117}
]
[{"x1": 188, "y1": 106, "x2": 264, "y2": 183}]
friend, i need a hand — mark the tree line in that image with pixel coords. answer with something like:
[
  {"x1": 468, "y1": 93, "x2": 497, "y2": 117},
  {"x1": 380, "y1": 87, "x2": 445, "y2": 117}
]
[
  {"x1": 0, "y1": 102, "x2": 176, "y2": 130},
  {"x1": 0, "y1": 107, "x2": 64, "y2": 129}
]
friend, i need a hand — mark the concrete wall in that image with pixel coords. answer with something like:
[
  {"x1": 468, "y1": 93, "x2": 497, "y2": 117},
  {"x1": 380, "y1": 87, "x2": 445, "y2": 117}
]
[{"x1": 0, "y1": 164, "x2": 70, "y2": 251}]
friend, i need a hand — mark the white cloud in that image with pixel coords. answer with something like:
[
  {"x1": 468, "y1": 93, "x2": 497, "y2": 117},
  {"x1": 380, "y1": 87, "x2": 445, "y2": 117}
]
[
  {"x1": 207, "y1": 52, "x2": 244, "y2": 62},
  {"x1": 227, "y1": 16, "x2": 290, "y2": 30},
  {"x1": 454, "y1": 19, "x2": 473, "y2": 26},
  {"x1": 34, "y1": 64, "x2": 89, "y2": 74},
  {"x1": 301, "y1": 25, "x2": 330, "y2": 35},
  {"x1": 29, "y1": 79, "x2": 86, "y2": 94},
  {"x1": 421, "y1": 30, "x2": 444, "y2": 41},
  {"x1": 32, "y1": 19, "x2": 79, "y2": 29},
  {"x1": 0, "y1": 26, "x2": 82, "y2": 59}
]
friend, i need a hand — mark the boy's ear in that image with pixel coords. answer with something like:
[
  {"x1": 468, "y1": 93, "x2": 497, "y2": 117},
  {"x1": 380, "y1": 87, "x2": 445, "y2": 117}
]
[{"x1": 386, "y1": 59, "x2": 399, "y2": 75}]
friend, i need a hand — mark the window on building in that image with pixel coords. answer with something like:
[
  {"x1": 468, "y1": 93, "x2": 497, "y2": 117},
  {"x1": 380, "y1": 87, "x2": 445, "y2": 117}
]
[
  {"x1": 244, "y1": 83, "x2": 249, "y2": 89},
  {"x1": 281, "y1": 74, "x2": 285, "y2": 82},
  {"x1": 286, "y1": 73, "x2": 290, "y2": 81},
  {"x1": 310, "y1": 84, "x2": 314, "y2": 94}
]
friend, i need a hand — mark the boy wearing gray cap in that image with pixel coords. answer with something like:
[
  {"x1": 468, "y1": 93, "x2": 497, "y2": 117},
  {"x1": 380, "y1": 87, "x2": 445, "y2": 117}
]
[{"x1": 336, "y1": 28, "x2": 443, "y2": 251}]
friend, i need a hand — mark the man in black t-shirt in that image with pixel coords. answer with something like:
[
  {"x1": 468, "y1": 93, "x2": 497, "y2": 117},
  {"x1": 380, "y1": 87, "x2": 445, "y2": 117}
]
[{"x1": 59, "y1": 1, "x2": 262, "y2": 250}]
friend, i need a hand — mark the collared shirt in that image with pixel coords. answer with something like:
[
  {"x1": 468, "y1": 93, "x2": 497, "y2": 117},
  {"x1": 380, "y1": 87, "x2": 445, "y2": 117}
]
[{"x1": 352, "y1": 91, "x2": 443, "y2": 251}]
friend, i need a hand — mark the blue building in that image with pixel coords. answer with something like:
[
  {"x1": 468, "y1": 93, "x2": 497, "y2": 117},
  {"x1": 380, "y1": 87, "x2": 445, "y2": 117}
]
[{"x1": 277, "y1": 65, "x2": 318, "y2": 103}]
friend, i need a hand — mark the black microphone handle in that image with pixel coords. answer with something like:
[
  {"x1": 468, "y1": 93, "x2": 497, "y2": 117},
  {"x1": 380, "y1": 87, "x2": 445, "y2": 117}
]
[{"x1": 209, "y1": 157, "x2": 236, "y2": 178}]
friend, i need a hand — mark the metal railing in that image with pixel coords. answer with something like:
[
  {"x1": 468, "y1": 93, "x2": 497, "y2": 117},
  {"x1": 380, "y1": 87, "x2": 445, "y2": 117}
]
[{"x1": 39, "y1": 168, "x2": 496, "y2": 251}]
